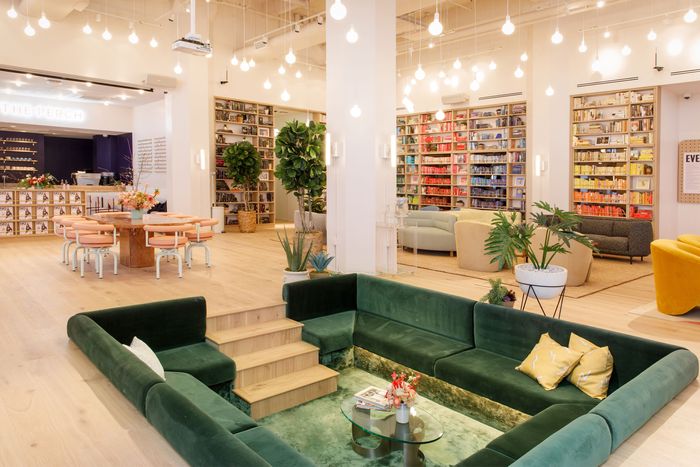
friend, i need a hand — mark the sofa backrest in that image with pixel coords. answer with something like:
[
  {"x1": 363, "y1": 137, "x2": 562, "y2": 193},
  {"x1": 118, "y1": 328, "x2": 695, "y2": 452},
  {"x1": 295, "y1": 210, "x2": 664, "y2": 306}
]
[
  {"x1": 283, "y1": 274, "x2": 358, "y2": 321},
  {"x1": 406, "y1": 211, "x2": 458, "y2": 233},
  {"x1": 472, "y1": 303, "x2": 681, "y2": 392},
  {"x1": 356, "y1": 275, "x2": 475, "y2": 346},
  {"x1": 67, "y1": 314, "x2": 164, "y2": 414},
  {"x1": 456, "y1": 208, "x2": 521, "y2": 225},
  {"x1": 81, "y1": 296, "x2": 207, "y2": 351},
  {"x1": 579, "y1": 218, "x2": 614, "y2": 236}
]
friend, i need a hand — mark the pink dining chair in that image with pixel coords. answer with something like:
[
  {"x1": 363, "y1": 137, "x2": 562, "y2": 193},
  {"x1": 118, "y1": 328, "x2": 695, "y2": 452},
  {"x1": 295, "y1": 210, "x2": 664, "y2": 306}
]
[
  {"x1": 185, "y1": 218, "x2": 219, "y2": 268},
  {"x1": 143, "y1": 223, "x2": 194, "y2": 279},
  {"x1": 61, "y1": 217, "x2": 99, "y2": 270},
  {"x1": 51, "y1": 215, "x2": 85, "y2": 264},
  {"x1": 73, "y1": 222, "x2": 119, "y2": 279}
]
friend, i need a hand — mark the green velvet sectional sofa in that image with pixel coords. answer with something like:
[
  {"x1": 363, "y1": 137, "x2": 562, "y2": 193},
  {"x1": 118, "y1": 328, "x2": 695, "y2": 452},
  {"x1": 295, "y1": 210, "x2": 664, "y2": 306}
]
[
  {"x1": 283, "y1": 274, "x2": 699, "y2": 466},
  {"x1": 67, "y1": 297, "x2": 313, "y2": 467}
]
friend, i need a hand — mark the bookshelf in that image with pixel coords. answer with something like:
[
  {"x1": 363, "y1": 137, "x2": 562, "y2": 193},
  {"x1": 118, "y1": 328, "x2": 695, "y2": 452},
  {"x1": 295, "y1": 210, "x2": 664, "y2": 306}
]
[
  {"x1": 213, "y1": 97, "x2": 275, "y2": 227},
  {"x1": 396, "y1": 101, "x2": 527, "y2": 214},
  {"x1": 0, "y1": 135, "x2": 40, "y2": 183},
  {"x1": 570, "y1": 87, "x2": 658, "y2": 223}
]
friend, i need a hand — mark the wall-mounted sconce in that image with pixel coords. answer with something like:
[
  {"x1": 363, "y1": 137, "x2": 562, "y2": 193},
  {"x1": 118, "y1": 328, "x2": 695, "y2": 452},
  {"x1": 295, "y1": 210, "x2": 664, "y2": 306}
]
[
  {"x1": 196, "y1": 148, "x2": 207, "y2": 171},
  {"x1": 534, "y1": 154, "x2": 547, "y2": 177},
  {"x1": 325, "y1": 132, "x2": 343, "y2": 166},
  {"x1": 379, "y1": 133, "x2": 398, "y2": 168}
]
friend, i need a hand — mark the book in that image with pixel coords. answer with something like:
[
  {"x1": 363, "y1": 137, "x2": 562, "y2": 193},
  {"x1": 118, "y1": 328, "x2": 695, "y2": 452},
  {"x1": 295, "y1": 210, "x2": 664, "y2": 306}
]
[{"x1": 354, "y1": 386, "x2": 390, "y2": 410}]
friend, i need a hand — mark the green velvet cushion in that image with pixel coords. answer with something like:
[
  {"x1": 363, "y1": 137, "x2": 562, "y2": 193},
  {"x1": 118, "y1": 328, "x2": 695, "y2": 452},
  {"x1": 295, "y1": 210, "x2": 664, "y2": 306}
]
[
  {"x1": 234, "y1": 426, "x2": 315, "y2": 467},
  {"x1": 301, "y1": 310, "x2": 356, "y2": 355},
  {"x1": 456, "y1": 448, "x2": 515, "y2": 467},
  {"x1": 434, "y1": 349, "x2": 595, "y2": 415},
  {"x1": 164, "y1": 371, "x2": 256, "y2": 434},
  {"x1": 590, "y1": 349, "x2": 699, "y2": 450},
  {"x1": 487, "y1": 403, "x2": 596, "y2": 459},
  {"x1": 473, "y1": 303, "x2": 681, "y2": 392},
  {"x1": 354, "y1": 312, "x2": 470, "y2": 375},
  {"x1": 156, "y1": 342, "x2": 235, "y2": 387},
  {"x1": 82, "y1": 296, "x2": 207, "y2": 351},
  {"x1": 145, "y1": 382, "x2": 270, "y2": 467},
  {"x1": 512, "y1": 414, "x2": 612, "y2": 467},
  {"x1": 356, "y1": 275, "x2": 475, "y2": 345},
  {"x1": 67, "y1": 314, "x2": 163, "y2": 414},
  {"x1": 283, "y1": 274, "x2": 357, "y2": 321}
]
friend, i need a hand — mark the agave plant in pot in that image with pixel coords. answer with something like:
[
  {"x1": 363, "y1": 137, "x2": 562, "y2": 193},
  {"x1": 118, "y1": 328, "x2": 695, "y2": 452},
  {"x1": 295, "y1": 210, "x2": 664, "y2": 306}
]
[
  {"x1": 308, "y1": 251, "x2": 334, "y2": 279},
  {"x1": 223, "y1": 140, "x2": 262, "y2": 233},
  {"x1": 275, "y1": 120, "x2": 326, "y2": 256},
  {"x1": 277, "y1": 229, "x2": 312, "y2": 283},
  {"x1": 485, "y1": 201, "x2": 595, "y2": 299}
]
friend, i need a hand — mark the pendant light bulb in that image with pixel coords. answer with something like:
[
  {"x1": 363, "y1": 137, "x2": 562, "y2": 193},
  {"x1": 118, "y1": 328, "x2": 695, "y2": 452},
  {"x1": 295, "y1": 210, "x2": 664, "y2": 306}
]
[
  {"x1": 150, "y1": 37, "x2": 158, "y2": 48},
  {"x1": 7, "y1": 5, "x2": 18, "y2": 19},
  {"x1": 429, "y1": 80, "x2": 439, "y2": 92},
  {"x1": 240, "y1": 59, "x2": 250, "y2": 72},
  {"x1": 684, "y1": 8, "x2": 698, "y2": 23},
  {"x1": 514, "y1": 65, "x2": 524, "y2": 78},
  {"x1": 102, "y1": 28, "x2": 112, "y2": 41},
  {"x1": 174, "y1": 62, "x2": 183, "y2": 75},
  {"x1": 285, "y1": 48, "x2": 296, "y2": 64},
  {"x1": 591, "y1": 56, "x2": 601, "y2": 72},
  {"x1": 263, "y1": 78, "x2": 272, "y2": 90},
  {"x1": 488, "y1": 60, "x2": 497, "y2": 70},
  {"x1": 330, "y1": 0, "x2": 347, "y2": 21},
  {"x1": 545, "y1": 85, "x2": 555, "y2": 96},
  {"x1": 249, "y1": 58, "x2": 256, "y2": 68},
  {"x1": 596, "y1": 0, "x2": 605, "y2": 7},
  {"x1": 24, "y1": 22, "x2": 36, "y2": 37},
  {"x1": 476, "y1": 70, "x2": 485, "y2": 82},
  {"x1": 438, "y1": 70, "x2": 446, "y2": 79},
  {"x1": 551, "y1": 27, "x2": 563, "y2": 44},
  {"x1": 603, "y1": 29, "x2": 611, "y2": 39},
  {"x1": 470, "y1": 79, "x2": 480, "y2": 91},
  {"x1": 520, "y1": 52, "x2": 528, "y2": 62},
  {"x1": 621, "y1": 44, "x2": 631, "y2": 56},
  {"x1": 453, "y1": 58, "x2": 462, "y2": 70},
  {"x1": 346, "y1": 25, "x2": 358, "y2": 43},
  {"x1": 435, "y1": 109, "x2": 446, "y2": 121},
  {"x1": 578, "y1": 38, "x2": 588, "y2": 53},
  {"x1": 83, "y1": 23, "x2": 93, "y2": 34},
  {"x1": 502, "y1": 15, "x2": 515, "y2": 35},
  {"x1": 278, "y1": 64, "x2": 286, "y2": 75},
  {"x1": 295, "y1": 70, "x2": 302, "y2": 79},
  {"x1": 230, "y1": 54, "x2": 239, "y2": 65},
  {"x1": 350, "y1": 104, "x2": 362, "y2": 118},
  {"x1": 128, "y1": 30, "x2": 139, "y2": 44},
  {"x1": 428, "y1": 11, "x2": 443, "y2": 36},
  {"x1": 647, "y1": 29, "x2": 657, "y2": 41},
  {"x1": 411, "y1": 78, "x2": 417, "y2": 85},
  {"x1": 281, "y1": 89, "x2": 290, "y2": 102},
  {"x1": 403, "y1": 84, "x2": 412, "y2": 95},
  {"x1": 414, "y1": 64, "x2": 426, "y2": 81},
  {"x1": 38, "y1": 12, "x2": 51, "y2": 29}
]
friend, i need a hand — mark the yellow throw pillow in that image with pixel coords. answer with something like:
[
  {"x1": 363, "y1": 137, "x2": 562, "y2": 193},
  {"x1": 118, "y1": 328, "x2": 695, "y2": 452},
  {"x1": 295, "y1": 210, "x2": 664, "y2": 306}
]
[
  {"x1": 567, "y1": 333, "x2": 614, "y2": 400},
  {"x1": 516, "y1": 333, "x2": 583, "y2": 390}
]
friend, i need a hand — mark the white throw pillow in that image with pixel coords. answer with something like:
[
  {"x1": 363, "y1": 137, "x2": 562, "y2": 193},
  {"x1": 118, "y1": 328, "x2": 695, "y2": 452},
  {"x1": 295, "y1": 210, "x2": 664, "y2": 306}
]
[{"x1": 123, "y1": 336, "x2": 165, "y2": 379}]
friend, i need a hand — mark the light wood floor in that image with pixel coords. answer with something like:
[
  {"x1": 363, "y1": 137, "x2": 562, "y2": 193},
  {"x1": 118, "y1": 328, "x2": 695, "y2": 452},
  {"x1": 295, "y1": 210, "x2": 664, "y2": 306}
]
[{"x1": 0, "y1": 228, "x2": 697, "y2": 466}]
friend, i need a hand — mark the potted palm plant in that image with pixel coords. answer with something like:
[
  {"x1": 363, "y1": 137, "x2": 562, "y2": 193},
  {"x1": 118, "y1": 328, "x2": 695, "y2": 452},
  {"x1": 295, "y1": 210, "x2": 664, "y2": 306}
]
[
  {"x1": 223, "y1": 141, "x2": 262, "y2": 233},
  {"x1": 277, "y1": 229, "x2": 312, "y2": 283},
  {"x1": 485, "y1": 201, "x2": 595, "y2": 299},
  {"x1": 275, "y1": 120, "x2": 326, "y2": 255}
]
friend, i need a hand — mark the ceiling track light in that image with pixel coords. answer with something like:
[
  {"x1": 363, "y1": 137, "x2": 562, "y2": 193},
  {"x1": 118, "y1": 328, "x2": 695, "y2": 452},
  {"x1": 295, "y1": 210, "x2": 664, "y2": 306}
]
[{"x1": 330, "y1": 0, "x2": 347, "y2": 21}]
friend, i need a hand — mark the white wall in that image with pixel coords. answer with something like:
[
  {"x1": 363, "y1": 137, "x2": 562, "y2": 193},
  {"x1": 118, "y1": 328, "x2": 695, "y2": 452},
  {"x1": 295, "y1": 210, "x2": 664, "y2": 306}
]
[{"x1": 132, "y1": 100, "x2": 169, "y2": 201}]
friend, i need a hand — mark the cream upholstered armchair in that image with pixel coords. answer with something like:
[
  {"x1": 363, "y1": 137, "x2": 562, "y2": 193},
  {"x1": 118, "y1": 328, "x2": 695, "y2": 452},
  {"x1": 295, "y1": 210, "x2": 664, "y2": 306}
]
[
  {"x1": 531, "y1": 227, "x2": 593, "y2": 286},
  {"x1": 454, "y1": 221, "x2": 500, "y2": 272}
]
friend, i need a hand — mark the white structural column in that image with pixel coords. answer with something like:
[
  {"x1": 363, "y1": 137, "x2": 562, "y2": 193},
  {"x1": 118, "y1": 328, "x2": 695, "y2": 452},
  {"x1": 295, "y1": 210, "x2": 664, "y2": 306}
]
[
  {"x1": 325, "y1": 0, "x2": 397, "y2": 274},
  {"x1": 165, "y1": 54, "x2": 212, "y2": 218}
]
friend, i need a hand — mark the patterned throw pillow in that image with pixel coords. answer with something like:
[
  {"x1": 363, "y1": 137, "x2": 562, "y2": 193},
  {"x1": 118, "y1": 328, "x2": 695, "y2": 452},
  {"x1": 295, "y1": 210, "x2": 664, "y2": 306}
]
[
  {"x1": 567, "y1": 333, "x2": 614, "y2": 399},
  {"x1": 516, "y1": 333, "x2": 583, "y2": 390}
]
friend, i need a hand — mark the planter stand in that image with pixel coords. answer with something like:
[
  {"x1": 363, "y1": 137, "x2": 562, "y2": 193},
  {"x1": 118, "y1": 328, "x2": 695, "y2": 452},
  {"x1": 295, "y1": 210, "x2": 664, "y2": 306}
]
[{"x1": 516, "y1": 282, "x2": 566, "y2": 319}]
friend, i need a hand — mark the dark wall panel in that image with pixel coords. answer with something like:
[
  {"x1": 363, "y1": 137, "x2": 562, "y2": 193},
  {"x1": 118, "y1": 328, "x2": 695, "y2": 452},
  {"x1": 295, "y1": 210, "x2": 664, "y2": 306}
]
[{"x1": 44, "y1": 137, "x2": 93, "y2": 182}]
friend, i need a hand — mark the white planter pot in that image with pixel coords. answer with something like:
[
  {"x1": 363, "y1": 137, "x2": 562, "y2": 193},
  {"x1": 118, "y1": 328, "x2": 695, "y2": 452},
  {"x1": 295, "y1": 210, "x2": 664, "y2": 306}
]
[
  {"x1": 283, "y1": 269, "x2": 310, "y2": 284},
  {"x1": 514, "y1": 264, "x2": 568, "y2": 299}
]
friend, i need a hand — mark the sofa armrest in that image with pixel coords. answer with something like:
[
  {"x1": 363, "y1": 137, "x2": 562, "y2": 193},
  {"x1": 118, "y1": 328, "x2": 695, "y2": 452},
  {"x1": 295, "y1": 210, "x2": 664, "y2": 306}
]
[
  {"x1": 81, "y1": 296, "x2": 207, "y2": 351},
  {"x1": 626, "y1": 221, "x2": 653, "y2": 257},
  {"x1": 282, "y1": 274, "x2": 357, "y2": 321}
]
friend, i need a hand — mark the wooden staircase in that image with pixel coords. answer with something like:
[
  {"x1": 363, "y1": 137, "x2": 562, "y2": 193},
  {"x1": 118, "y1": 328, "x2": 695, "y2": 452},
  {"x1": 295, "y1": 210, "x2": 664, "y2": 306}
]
[{"x1": 206, "y1": 304, "x2": 338, "y2": 419}]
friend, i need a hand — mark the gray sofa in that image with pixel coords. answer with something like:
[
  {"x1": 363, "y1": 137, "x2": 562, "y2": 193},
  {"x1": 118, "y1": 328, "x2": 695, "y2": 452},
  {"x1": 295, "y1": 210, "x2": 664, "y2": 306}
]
[{"x1": 578, "y1": 217, "x2": 653, "y2": 263}]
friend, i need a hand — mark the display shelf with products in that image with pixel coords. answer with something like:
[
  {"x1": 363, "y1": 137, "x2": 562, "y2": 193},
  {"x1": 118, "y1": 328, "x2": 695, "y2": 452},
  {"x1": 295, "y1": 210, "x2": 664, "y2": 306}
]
[
  {"x1": 395, "y1": 102, "x2": 527, "y2": 214},
  {"x1": 213, "y1": 97, "x2": 275, "y2": 227},
  {"x1": 570, "y1": 87, "x2": 659, "y2": 224},
  {"x1": 0, "y1": 189, "x2": 87, "y2": 237}
]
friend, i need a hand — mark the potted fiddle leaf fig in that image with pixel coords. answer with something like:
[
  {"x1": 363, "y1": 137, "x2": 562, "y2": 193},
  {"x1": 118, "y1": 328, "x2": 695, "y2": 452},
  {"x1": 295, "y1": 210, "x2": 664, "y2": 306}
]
[
  {"x1": 223, "y1": 141, "x2": 262, "y2": 233},
  {"x1": 275, "y1": 120, "x2": 326, "y2": 255},
  {"x1": 485, "y1": 201, "x2": 595, "y2": 299}
]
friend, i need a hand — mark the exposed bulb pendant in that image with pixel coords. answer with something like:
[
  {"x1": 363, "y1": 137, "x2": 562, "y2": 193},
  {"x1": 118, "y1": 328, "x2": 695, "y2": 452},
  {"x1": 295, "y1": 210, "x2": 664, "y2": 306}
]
[
  {"x1": 592, "y1": 55, "x2": 601, "y2": 72},
  {"x1": 551, "y1": 27, "x2": 563, "y2": 44},
  {"x1": 403, "y1": 84, "x2": 412, "y2": 95},
  {"x1": 280, "y1": 89, "x2": 290, "y2": 102},
  {"x1": 488, "y1": 60, "x2": 497, "y2": 70},
  {"x1": 578, "y1": 37, "x2": 588, "y2": 53},
  {"x1": 647, "y1": 29, "x2": 657, "y2": 41},
  {"x1": 82, "y1": 23, "x2": 93, "y2": 34},
  {"x1": 174, "y1": 62, "x2": 183, "y2": 75},
  {"x1": 428, "y1": 11, "x2": 443, "y2": 36},
  {"x1": 295, "y1": 70, "x2": 303, "y2": 79},
  {"x1": 502, "y1": 15, "x2": 515, "y2": 35},
  {"x1": 596, "y1": 0, "x2": 605, "y2": 7},
  {"x1": 330, "y1": 0, "x2": 347, "y2": 21},
  {"x1": 240, "y1": 58, "x2": 250, "y2": 72},
  {"x1": 684, "y1": 8, "x2": 698, "y2": 23},
  {"x1": 230, "y1": 54, "x2": 239, "y2": 65},
  {"x1": 346, "y1": 25, "x2": 358, "y2": 43},
  {"x1": 285, "y1": 48, "x2": 296, "y2": 65},
  {"x1": 435, "y1": 109, "x2": 446, "y2": 121},
  {"x1": 603, "y1": 29, "x2": 611, "y2": 39},
  {"x1": 278, "y1": 64, "x2": 286, "y2": 75},
  {"x1": 263, "y1": 78, "x2": 272, "y2": 90},
  {"x1": 7, "y1": 4, "x2": 18, "y2": 19},
  {"x1": 38, "y1": 12, "x2": 51, "y2": 29},
  {"x1": 102, "y1": 28, "x2": 112, "y2": 41},
  {"x1": 621, "y1": 44, "x2": 631, "y2": 56},
  {"x1": 24, "y1": 21, "x2": 36, "y2": 37},
  {"x1": 414, "y1": 64, "x2": 426, "y2": 81},
  {"x1": 429, "y1": 80, "x2": 439, "y2": 92},
  {"x1": 350, "y1": 104, "x2": 362, "y2": 118},
  {"x1": 150, "y1": 37, "x2": 158, "y2": 48},
  {"x1": 520, "y1": 52, "x2": 528, "y2": 62},
  {"x1": 452, "y1": 58, "x2": 462, "y2": 69},
  {"x1": 545, "y1": 85, "x2": 554, "y2": 96},
  {"x1": 128, "y1": 30, "x2": 139, "y2": 45},
  {"x1": 476, "y1": 70, "x2": 485, "y2": 82},
  {"x1": 438, "y1": 70, "x2": 446, "y2": 79},
  {"x1": 470, "y1": 79, "x2": 480, "y2": 91},
  {"x1": 514, "y1": 65, "x2": 524, "y2": 78}
]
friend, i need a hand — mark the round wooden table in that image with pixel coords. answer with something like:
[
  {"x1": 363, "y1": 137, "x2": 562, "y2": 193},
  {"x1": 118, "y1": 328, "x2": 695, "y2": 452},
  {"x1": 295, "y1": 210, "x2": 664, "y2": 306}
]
[{"x1": 88, "y1": 214, "x2": 194, "y2": 268}]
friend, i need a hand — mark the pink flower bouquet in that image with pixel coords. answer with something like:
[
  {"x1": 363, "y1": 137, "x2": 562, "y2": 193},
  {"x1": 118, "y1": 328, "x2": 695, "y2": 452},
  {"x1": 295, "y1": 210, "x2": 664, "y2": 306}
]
[
  {"x1": 385, "y1": 371, "x2": 421, "y2": 408},
  {"x1": 117, "y1": 188, "x2": 160, "y2": 211}
]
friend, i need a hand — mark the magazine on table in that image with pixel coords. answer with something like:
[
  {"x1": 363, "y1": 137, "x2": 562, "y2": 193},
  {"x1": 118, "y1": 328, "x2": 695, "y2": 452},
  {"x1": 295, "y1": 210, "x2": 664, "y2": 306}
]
[{"x1": 354, "y1": 386, "x2": 390, "y2": 410}]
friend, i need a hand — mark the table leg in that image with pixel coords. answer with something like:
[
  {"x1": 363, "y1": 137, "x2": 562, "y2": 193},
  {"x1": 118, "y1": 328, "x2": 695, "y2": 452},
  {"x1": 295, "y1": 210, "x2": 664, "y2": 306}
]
[
  {"x1": 350, "y1": 424, "x2": 391, "y2": 459},
  {"x1": 401, "y1": 443, "x2": 425, "y2": 467},
  {"x1": 119, "y1": 228, "x2": 154, "y2": 268}
]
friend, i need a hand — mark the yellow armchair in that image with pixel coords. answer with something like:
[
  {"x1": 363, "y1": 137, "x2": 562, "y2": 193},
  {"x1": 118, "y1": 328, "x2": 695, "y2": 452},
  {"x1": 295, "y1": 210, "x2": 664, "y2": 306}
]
[
  {"x1": 678, "y1": 234, "x2": 700, "y2": 249},
  {"x1": 651, "y1": 239, "x2": 700, "y2": 315}
]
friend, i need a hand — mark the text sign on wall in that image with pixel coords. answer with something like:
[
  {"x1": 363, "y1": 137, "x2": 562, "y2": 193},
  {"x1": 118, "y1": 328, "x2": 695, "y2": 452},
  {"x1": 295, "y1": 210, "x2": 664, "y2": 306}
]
[
  {"x1": 0, "y1": 101, "x2": 86, "y2": 123},
  {"x1": 683, "y1": 152, "x2": 700, "y2": 195}
]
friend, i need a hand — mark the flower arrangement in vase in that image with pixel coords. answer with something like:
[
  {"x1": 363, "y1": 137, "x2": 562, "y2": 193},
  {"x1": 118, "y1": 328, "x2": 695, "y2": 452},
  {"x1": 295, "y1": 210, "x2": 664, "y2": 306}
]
[
  {"x1": 385, "y1": 371, "x2": 421, "y2": 424},
  {"x1": 117, "y1": 187, "x2": 160, "y2": 219},
  {"x1": 18, "y1": 173, "x2": 57, "y2": 189}
]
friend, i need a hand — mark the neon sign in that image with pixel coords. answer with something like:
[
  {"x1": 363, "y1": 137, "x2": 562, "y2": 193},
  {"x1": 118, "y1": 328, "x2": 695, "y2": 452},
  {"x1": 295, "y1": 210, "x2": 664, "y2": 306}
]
[{"x1": 0, "y1": 101, "x2": 86, "y2": 123}]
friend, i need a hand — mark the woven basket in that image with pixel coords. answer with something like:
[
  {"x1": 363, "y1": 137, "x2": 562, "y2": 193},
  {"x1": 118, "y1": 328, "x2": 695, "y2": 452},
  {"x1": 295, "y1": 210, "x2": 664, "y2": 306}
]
[{"x1": 238, "y1": 211, "x2": 257, "y2": 233}]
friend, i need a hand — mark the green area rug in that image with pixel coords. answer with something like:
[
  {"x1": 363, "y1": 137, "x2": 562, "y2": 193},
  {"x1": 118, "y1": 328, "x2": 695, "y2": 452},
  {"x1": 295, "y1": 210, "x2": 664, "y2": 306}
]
[{"x1": 259, "y1": 368, "x2": 502, "y2": 466}]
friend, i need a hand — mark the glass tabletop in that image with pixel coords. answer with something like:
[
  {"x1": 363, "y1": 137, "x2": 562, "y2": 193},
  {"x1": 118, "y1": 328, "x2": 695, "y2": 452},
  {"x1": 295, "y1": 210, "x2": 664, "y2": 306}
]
[{"x1": 340, "y1": 397, "x2": 444, "y2": 445}]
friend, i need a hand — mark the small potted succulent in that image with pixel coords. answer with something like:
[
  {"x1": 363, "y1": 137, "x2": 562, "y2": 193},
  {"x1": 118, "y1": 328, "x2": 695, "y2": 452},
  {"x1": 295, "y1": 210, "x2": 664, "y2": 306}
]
[
  {"x1": 277, "y1": 228, "x2": 312, "y2": 283},
  {"x1": 480, "y1": 278, "x2": 517, "y2": 308},
  {"x1": 308, "y1": 251, "x2": 334, "y2": 279}
]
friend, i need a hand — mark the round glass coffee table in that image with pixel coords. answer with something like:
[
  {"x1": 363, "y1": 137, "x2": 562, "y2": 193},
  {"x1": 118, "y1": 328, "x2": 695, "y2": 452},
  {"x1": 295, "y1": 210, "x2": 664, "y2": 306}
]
[{"x1": 340, "y1": 397, "x2": 443, "y2": 467}]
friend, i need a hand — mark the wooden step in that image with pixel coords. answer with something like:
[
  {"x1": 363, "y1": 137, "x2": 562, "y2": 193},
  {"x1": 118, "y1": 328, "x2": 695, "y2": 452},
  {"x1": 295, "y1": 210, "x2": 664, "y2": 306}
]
[
  {"x1": 234, "y1": 342, "x2": 320, "y2": 388},
  {"x1": 207, "y1": 304, "x2": 286, "y2": 332},
  {"x1": 206, "y1": 319, "x2": 303, "y2": 357},
  {"x1": 235, "y1": 365, "x2": 339, "y2": 419}
]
